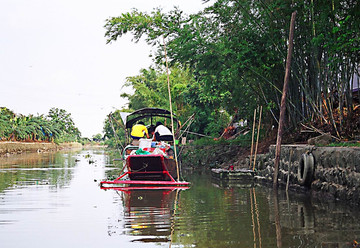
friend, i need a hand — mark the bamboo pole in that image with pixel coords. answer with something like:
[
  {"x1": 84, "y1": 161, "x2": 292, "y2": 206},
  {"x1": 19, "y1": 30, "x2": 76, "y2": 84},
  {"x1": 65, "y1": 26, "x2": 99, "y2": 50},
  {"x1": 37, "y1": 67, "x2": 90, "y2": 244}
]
[
  {"x1": 250, "y1": 109, "x2": 257, "y2": 169},
  {"x1": 163, "y1": 37, "x2": 180, "y2": 181},
  {"x1": 182, "y1": 130, "x2": 214, "y2": 139},
  {"x1": 273, "y1": 11, "x2": 296, "y2": 187},
  {"x1": 253, "y1": 106, "x2": 262, "y2": 171}
]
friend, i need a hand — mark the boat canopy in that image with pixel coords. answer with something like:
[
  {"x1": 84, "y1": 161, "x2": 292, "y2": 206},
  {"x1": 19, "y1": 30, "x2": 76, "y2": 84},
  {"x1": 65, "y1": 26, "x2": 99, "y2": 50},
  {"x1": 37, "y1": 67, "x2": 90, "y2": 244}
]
[{"x1": 124, "y1": 108, "x2": 180, "y2": 129}]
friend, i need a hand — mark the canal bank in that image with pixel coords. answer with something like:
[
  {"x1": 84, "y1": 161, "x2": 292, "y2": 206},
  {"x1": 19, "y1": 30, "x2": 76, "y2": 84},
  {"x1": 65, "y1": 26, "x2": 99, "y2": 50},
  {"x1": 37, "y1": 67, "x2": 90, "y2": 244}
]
[
  {"x1": 253, "y1": 145, "x2": 360, "y2": 205},
  {"x1": 0, "y1": 141, "x2": 82, "y2": 156},
  {"x1": 181, "y1": 144, "x2": 250, "y2": 168},
  {"x1": 182, "y1": 144, "x2": 360, "y2": 205}
]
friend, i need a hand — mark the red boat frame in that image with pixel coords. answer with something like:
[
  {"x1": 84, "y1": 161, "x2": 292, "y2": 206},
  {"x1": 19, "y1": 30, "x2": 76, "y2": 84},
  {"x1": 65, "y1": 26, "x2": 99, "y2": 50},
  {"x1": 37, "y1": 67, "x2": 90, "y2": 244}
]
[{"x1": 100, "y1": 154, "x2": 190, "y2": 189}]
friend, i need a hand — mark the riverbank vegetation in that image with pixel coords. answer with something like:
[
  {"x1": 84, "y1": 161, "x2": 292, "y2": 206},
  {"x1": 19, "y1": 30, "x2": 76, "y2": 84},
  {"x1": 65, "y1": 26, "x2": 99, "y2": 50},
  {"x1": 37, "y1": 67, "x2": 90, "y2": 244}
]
[
  {"x1": 103, "y1": 0, "x2": 359, "y2": 146},
  {"x1": 0, "y1": 107, "x2": 81, "y2": 144}
]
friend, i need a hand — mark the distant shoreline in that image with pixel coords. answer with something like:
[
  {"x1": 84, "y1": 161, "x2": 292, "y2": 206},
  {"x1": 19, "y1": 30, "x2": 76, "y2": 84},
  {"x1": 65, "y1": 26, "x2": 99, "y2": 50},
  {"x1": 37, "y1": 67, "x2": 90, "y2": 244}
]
[{"x1": 0, "y1": 141, "x2": 83, "y2": 157}]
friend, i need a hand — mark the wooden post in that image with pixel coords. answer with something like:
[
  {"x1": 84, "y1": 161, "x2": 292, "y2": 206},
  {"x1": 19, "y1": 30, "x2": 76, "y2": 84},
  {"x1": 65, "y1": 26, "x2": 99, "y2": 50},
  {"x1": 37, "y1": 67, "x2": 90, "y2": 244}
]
[
  {"x1": 250, "y1": 109, "x2": 257, "y2": 168},
  {"x1": 273, "y1": 11, "x2": 296, "y2": 187},
  {"x1": 253, "y1": 106, "x2": 262, "y2": 171}
]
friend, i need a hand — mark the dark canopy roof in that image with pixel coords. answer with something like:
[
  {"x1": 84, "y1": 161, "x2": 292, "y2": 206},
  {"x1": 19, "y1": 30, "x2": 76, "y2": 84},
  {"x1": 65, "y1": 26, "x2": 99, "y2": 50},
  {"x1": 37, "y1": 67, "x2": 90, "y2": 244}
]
[{"x1": 125, "y1": 108, "x2": 180, "y2": 129}]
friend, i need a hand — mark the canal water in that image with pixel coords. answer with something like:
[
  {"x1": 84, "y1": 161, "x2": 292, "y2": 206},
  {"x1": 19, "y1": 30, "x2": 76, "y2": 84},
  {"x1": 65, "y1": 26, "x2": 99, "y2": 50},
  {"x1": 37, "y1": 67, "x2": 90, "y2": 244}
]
[{"x1": 0, "y1": 149, "x2": 359, "y2": 248}]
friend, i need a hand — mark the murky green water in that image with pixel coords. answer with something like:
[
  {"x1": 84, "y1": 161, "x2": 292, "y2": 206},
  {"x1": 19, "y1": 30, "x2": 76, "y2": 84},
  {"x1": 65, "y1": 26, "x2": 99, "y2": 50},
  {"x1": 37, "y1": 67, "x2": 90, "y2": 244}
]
[{"x1": 0, "y1": 149, "x2": 359, "y2": 248}]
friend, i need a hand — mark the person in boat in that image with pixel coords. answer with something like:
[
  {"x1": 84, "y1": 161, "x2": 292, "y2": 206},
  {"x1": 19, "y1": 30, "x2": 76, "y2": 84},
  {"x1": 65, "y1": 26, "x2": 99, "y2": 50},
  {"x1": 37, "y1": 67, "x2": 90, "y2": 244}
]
[
  {"x1": 153, "y1": 121, "x2": 173, "y2": 141},
  {"x1": 148, "y1": 125, "x2": 155, "y2": 138},
  {"x1": 130, "y1": 121, "x2": 150, "y2": 140}
]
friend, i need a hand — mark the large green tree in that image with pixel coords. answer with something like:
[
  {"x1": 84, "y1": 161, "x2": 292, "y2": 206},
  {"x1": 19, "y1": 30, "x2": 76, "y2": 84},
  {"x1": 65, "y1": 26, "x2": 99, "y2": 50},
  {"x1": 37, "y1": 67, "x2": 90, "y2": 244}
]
[
  {"x1": 47, "y1": 107, "x2": 81, "y2": 142},
  {"x1": 119, "y1": 64, "x2": 231, "y2": 136},
  {"x1": 122, "y1": 65, "x2": 195, "y2": 118},
  {"x1": 105, "y1": 0, "x2": 360, "y2": 139}
]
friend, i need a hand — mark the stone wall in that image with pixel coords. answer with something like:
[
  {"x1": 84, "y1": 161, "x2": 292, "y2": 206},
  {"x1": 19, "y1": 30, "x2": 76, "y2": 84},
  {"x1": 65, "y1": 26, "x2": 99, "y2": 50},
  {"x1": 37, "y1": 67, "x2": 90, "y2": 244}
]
[{"x1": 254, "y1": 145, "x2": 360, "y2": 205}]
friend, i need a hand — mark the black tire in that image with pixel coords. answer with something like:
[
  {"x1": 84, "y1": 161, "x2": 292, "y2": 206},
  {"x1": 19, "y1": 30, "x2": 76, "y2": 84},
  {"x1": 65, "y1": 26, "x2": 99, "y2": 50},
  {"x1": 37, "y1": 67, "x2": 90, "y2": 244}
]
[{"x1": 297, "y1": 153, "x2": 315, "y2": 186}]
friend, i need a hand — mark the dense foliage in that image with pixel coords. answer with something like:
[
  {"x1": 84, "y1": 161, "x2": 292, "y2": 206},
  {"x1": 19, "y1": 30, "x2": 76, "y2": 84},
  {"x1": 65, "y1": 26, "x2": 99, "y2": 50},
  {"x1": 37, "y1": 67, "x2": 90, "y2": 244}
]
[
  {"x1": 0, "y1": 107, "x2": 81, "y2": 143},
  {"x1": 103, "y1": 109, "x2": 127, "y2": 148},
  {"x1": 103, "y1": 65, "x2": 233, "y2": 144},
  {"x1": 105, "y1": 0, "x2": 360, "y2": 141}
]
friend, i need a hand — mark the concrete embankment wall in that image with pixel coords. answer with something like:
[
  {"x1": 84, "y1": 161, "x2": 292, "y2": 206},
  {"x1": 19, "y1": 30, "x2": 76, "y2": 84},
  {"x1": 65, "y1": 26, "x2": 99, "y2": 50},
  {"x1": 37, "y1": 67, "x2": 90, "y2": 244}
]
[
  {"x1": 182, "y1": 143, "x2": 360, "y2": 205},
  {"x1": 0, "y1": 142, "x2": 82, "y2": 156},
  {"x1": 254, "y1": 145, "x2": 360, "y2": 205}
]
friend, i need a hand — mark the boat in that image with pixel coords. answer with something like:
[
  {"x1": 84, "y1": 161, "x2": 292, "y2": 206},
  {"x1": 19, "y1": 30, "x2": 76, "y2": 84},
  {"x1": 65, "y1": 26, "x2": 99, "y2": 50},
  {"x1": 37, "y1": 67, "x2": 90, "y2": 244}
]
[{"x1": 100, "y1": 108, "x2": 190, "y2": 189}]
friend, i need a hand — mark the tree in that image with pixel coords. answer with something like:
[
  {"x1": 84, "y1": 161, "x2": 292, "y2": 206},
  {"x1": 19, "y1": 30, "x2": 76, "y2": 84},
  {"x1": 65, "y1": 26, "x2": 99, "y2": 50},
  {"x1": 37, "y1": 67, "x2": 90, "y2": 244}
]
[
  {"x1": 103, "y1": 110, "x2": 127, "y2": 148},
  {"x1": 92, "y1": 133, "x2": 103, "y2": 142},
  {"x1": 120, "y1": 64, "x2": 231, "y2": 136},
  {"x1": 105, "y1": 0, "x2": 360, "y2": 139},
  {"x1": 104, "y1": 4, "x2": 279, "y2": 136},
  {"x1": 47, "y1": 107, "x2": 81, "y2": 142},
  {"x1": 0, "y1": 107, "x2": 81, "y2": 142},
  {"x1": 0, "y1": 107, "x2": 13, "y2": 140}
]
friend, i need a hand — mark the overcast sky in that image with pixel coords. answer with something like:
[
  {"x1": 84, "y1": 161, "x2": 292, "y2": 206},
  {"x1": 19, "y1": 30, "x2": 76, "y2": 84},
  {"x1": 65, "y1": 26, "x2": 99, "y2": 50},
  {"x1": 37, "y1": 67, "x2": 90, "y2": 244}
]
[{"x1": 0, "y1": 0, "x2": 211, "y2": 137}]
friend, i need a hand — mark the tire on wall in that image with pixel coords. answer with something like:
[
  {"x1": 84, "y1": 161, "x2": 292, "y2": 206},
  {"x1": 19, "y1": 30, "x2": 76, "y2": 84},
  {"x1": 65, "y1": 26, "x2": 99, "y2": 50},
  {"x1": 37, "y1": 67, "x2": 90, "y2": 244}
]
[{"x1": 297, "y1": 153, "x2": 315, "y2": 186}]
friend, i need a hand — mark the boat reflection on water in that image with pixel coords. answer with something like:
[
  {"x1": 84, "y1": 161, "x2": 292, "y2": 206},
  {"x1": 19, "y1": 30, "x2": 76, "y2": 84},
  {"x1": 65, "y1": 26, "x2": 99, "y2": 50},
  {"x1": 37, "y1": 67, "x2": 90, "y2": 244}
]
[{"x1": 115, "y1": 187, "x2": 186, "y2": 244}]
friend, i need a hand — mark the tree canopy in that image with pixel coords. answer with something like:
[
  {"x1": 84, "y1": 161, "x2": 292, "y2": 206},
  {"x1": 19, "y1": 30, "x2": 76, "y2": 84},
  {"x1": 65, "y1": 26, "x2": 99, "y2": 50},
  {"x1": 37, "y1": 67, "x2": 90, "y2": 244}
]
[
  {"x1": 0, "y1": 107, "x2": 81, "y2": 143},
  {"x1": 105, "y1": 0, "x2": 360, "y2": 140}
]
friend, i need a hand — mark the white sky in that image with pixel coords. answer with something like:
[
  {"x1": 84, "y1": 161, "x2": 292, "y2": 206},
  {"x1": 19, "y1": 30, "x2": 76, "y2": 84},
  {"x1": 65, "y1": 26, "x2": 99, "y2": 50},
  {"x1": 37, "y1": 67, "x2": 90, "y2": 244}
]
[{"x1": 0, "y1": 0, "x2": 210, "y2": 138}]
